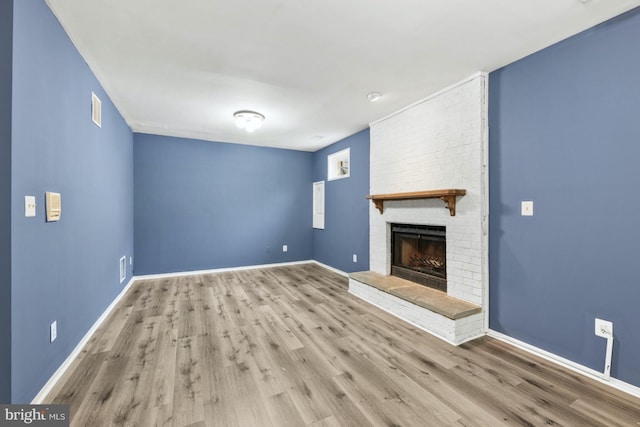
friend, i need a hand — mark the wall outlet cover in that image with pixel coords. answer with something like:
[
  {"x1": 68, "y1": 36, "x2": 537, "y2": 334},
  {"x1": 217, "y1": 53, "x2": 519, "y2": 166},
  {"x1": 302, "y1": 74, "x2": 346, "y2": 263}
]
[
  {"x1": 282, "y1": 245, "x2": 288, "y2": 252},
  {"x1": 595, "y1": 318, "x2": 613, "y2": 338},
  {"x1": 521, "y1": 200, "x2": 534, "y2": 216}
]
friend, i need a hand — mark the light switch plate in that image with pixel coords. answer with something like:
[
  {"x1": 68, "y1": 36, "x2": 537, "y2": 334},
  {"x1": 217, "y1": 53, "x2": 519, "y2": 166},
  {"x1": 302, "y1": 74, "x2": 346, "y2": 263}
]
[
  {"x1": 521, "y1": 201, "x2": 534, "y2": 216},
  {"x1": 25, "y1": 196, "x2": 36, "y2": 217},
  {"x1": 45, "y1": 192, "x2": 62, "y2": 222}
]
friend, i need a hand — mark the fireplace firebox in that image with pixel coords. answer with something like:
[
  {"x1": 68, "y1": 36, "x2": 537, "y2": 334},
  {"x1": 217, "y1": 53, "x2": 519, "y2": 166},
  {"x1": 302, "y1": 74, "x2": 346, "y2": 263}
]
[{"x1": 391, "y1": 224, "x2": 446, "y2": 292}]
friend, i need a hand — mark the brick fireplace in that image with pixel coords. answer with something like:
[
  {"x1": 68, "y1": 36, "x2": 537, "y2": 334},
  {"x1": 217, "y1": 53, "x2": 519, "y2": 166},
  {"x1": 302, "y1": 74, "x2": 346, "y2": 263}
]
[{"x1": 349, "y1": 73, "x2": 488, "y2": 345}]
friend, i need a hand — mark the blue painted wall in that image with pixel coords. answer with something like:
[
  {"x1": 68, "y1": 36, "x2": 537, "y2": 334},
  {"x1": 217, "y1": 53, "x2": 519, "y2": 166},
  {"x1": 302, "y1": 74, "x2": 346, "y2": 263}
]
[
  {"x1": 489, "y1": 7, "x2": 640, "y2": 387},
  {"x1": 312, "y1": 129, "x2": 370, "y2": 273},
  {"x1": 134, "y1": 134, "x2": 313, "y2": 275},
  {"x1": 0, "y1": 0, "x2": 13, "y2": 405},
  {"x1": 10, "y1": 0, "x2": 134, "y2": 402}
]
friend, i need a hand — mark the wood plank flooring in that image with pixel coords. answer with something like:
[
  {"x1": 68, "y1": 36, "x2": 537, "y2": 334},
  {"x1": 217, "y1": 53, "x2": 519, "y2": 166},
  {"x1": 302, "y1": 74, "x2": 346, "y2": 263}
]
[{"x1": 44, "y1": 264, "x2": 640, "y2": 426}]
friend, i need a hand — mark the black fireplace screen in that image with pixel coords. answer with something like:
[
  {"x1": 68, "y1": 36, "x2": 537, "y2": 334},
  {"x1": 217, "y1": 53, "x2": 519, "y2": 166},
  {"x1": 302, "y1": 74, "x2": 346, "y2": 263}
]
[{"x1": 391, "y1": 224, "x2": 446, "y2": 292}]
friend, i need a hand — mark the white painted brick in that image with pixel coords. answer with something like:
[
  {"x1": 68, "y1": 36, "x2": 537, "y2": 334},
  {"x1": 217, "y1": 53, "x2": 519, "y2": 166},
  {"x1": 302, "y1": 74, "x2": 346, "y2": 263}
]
[{"x1": 368, "y1": 74, "x2": 488, "y2": 341}]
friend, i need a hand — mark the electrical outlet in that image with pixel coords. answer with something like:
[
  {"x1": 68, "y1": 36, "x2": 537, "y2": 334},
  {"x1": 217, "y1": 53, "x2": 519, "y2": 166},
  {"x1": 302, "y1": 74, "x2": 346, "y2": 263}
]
[
  {"x1": 521, "y1": 201, "x2": 534, "y2": 216},
  {"x1": 595, "y1": 318, "x2": 613, "y2": 338},
  {"x1": 353, "y1": 254, "x2": 357, "y2": 263},
  {"x1": 50, "y1": 321, "x2": 57, "y2": 343},
  {"x1": 282, "y1": 245, "x2": 288, "y2": 252},
  {"x1": 594, "y1": 318, "x2": 614, "y2": 380}
]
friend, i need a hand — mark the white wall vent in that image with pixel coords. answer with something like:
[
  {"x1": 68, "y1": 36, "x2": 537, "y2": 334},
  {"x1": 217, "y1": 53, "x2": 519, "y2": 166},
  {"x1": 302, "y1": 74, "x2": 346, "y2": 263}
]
[
  {"x1": 119, "y1": 256, "x2": 126, "y2": 283},
  {"x1": 91, "y1": 92, "x2": 102, "y2": 127}
]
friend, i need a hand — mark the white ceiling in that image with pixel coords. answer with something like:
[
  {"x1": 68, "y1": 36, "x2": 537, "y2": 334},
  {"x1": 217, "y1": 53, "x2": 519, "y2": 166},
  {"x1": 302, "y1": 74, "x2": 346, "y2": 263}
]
[{"x1": 46, "y1": 0, "x2": 640, "y2": 152}]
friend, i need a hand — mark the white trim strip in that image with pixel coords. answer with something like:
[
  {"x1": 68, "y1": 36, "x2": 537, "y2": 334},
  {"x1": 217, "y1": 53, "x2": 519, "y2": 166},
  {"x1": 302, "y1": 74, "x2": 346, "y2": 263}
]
[
  {"x1": 488, "y1": 330, "x2": 640, "y2": 399},
  {"x1": 31, "y1": 277, "x2": 136, "y2": 404}
]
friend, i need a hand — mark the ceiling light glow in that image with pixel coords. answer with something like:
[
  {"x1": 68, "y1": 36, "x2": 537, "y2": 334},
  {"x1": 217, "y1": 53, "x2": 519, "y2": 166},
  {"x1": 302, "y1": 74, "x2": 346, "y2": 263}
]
[{"x1": 233, "y1": 110, "x2": 265, "y2": 133}]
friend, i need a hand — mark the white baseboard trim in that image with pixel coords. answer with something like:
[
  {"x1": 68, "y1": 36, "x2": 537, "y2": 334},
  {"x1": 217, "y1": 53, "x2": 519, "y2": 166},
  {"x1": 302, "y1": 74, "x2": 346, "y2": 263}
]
[
  {"x1": 312, "y1": 261, "x2": 349, "y2": 277},
  {"x1": 133, "y1": 260, "x2": 315, "y2": 280},
  {"x1": 488, "y1": 330, "x2": 640, "y2": 399},
  {"x1": 31, "y1": 277, "x2": 136, "y2": 404}
]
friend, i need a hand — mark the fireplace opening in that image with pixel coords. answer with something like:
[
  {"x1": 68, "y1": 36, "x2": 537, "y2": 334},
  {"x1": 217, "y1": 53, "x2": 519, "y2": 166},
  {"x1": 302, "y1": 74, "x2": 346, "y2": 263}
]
[{"x1": 391, "y1": 224, "x2": 446, "y2": 292}]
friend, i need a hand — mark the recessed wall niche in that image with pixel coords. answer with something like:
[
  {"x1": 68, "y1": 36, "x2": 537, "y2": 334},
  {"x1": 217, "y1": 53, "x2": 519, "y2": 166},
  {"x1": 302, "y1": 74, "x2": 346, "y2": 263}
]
[{"x1": 327, "y1": 147, "x2": 350, "y2": 181}]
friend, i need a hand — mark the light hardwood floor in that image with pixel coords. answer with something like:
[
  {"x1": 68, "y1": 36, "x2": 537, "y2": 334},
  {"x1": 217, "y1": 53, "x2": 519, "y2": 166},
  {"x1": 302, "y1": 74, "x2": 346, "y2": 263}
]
[{"x1": 45, "y1": 264, "x2": 640, "y2": 426}]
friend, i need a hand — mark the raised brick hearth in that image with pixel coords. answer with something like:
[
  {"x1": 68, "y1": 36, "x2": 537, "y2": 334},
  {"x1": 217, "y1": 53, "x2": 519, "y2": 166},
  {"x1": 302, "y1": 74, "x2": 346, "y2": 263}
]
[{"x1": 349, "y1": 271, "x2": 482, "y2": 345}]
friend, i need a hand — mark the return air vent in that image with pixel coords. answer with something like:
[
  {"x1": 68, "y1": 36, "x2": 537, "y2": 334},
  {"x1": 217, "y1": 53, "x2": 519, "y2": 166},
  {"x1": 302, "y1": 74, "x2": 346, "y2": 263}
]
[
  {"x1": 119, "y1": 256, "x2": 126, "y2": 283},
  {"x1": 91, "y1": 92, "x2": 102, "y2": 127}
]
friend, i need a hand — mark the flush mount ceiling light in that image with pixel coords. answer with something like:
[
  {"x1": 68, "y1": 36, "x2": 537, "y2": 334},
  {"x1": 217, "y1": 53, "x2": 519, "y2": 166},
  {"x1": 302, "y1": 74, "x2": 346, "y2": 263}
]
[
  {"x1": 233, "y1": 110, "x2": 265, "y2": 133},
  {"x1": 367, "y1": 92, "x2": 382, "y2": 102}
]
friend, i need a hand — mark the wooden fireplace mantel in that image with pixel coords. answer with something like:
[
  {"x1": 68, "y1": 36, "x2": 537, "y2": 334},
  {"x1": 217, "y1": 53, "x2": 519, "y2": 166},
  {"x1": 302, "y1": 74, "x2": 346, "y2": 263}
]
[{"x1": 366, "y1": 189, "x2": 466, "y2": 216}]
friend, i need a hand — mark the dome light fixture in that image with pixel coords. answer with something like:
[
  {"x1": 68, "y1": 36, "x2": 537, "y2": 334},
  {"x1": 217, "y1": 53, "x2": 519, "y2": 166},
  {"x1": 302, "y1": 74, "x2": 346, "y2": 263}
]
[{"x1": 233, "y1": 110, "x2": 265, "y2": 133}]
